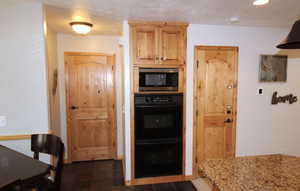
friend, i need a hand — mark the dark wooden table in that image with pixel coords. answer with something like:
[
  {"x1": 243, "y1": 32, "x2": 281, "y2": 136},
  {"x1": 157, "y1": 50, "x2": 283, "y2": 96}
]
[{"x1": 0, "y1": 145, "x2": 50, "y2": 189}]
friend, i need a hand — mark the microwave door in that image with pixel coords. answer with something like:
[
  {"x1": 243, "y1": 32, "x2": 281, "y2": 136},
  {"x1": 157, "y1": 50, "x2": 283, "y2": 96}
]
[{"x1": 139, "y1": 69, "x2": 179, "y2": 91}]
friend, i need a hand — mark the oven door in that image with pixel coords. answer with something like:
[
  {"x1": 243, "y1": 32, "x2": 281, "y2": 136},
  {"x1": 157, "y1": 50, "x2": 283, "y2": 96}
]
[
  {"x1": 135, "y1": 140, "x2": 182, "y2": 178},
  {"x1": 134, "y1": 104, "x2": 182, "y2": 140}
]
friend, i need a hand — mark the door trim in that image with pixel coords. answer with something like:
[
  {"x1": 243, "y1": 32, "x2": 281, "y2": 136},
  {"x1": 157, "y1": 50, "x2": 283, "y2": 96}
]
[
  {"x1": 64, "y1": 52, "x2": 117, "y2": 162},
  {"x1": 193, "y1": 46, "x2": 239, "y2": 176}
]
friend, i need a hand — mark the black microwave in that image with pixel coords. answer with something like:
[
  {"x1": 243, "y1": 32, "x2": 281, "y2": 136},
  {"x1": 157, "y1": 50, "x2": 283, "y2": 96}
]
[{"x1": 139, "y1": 68, "x2": 179, "y2": 91}]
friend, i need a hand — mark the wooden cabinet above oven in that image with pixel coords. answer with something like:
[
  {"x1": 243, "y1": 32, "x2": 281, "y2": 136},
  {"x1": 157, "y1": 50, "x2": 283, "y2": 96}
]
[{"x1": 130, "y1": 22, "x2": 187, "y2": 66}]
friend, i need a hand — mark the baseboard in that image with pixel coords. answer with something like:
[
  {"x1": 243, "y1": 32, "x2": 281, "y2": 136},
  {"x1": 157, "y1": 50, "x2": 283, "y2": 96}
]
[
  {"x1": 64, "y1": 158, "x2": 72, "y2": 164},
  {"x1": 126, "y1": 174, "x2": 195, "y2": 186},
  {"x1": 121, "y1": 157, "x2": 129, "y2": 186},
  {"x1": 185, "y1": 175, "x2": 196, "y2": 180},
  {"x1": 117, "y1": 155, "x2": 124, "y2": 160}
]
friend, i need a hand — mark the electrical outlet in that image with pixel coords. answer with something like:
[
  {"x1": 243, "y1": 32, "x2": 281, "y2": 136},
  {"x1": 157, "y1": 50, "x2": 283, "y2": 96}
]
[{"x1": 0, "y1": 116, "x2": 7, "y2": 127}]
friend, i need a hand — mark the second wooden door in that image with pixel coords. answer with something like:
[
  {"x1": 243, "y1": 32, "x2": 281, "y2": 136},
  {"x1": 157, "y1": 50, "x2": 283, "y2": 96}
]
[
  {"x1": 65, "y1": 53, "x2": 116, "y2": 162},
  {"x1": 195, "y1": 46, "x2": 238, "y2": 161}
]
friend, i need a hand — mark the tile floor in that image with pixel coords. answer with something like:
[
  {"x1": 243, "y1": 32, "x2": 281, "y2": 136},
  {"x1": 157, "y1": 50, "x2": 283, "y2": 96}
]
[{"x1": 61, "y1": 160, "x2": 198, "y2": 191}]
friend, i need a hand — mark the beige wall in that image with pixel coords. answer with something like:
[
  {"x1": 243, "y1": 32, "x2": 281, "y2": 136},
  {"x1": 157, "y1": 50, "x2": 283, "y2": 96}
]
[
  {"x1": 186, "y1": 24, "x2": 300, "y2": 174},
  {"x1": 56, "y1": 34, "x2": 124, "y2": 159},
  {"x1": 45, "y1": 26, "x2": 61, "y2": 137},
  {"x1": 0, "y1": 0, "x2": 50, "y2": 162}
]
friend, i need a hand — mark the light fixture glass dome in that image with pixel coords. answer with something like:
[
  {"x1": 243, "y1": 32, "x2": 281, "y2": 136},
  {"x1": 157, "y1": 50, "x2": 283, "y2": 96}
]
[
  {"x1": 70, "y1": 22, "x2": 93, "y2": 35},
  {"x1": 253, "y1": 0, "x2": 269, "y2": 6}
]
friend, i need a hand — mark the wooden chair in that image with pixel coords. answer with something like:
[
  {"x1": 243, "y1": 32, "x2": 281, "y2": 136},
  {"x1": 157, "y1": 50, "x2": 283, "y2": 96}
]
[{"x1": 30, "y1": 134, "x2": 64, "y2": 191}]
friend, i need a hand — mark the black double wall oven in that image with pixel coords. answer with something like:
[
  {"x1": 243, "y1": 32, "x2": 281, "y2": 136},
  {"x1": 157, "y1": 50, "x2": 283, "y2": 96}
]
[{"x1": 134, "y1": 93, "x2": 183, "y2": 178}]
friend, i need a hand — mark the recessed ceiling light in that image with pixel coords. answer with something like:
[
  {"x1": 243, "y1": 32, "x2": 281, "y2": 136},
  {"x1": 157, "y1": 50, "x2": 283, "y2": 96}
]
[
  {"x1": 70, "y1": 22, "x2": 93, "y2": 35},
  {"x1": 253, "y1": 0, "x2": 269, "y2": 6}
]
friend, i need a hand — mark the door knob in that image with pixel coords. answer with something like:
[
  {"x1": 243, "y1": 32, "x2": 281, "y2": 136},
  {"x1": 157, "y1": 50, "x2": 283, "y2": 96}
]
[
  {"x1": 224, "y1": 118, "x2": 232, "y2": 123},
  {"x1": 227, "y1": 85, "x2": 233, "y2": 89},
  {"x1": 70, "y1": 106, "x2": 78, "y2": 110}
]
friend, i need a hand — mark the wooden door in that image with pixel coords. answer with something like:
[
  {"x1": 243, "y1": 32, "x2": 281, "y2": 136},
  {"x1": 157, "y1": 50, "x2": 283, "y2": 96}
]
[
  {"x1": 159, "y1": 26, "x2": 185, "y2": 65},
  {"x1": 65, "y1": 53, "x2": 116, "y2": 162},
  {"x1": 132, "y1": 25, "x2": 158, "y2": 65},
  {"x1": 195, "y1": 46, "x2": 238, "y2": 161}
]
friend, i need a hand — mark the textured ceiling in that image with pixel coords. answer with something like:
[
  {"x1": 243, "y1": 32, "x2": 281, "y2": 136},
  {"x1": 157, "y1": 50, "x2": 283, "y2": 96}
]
[{"x1": 43, "y1": 0, "x2": 300, "y2": 35}]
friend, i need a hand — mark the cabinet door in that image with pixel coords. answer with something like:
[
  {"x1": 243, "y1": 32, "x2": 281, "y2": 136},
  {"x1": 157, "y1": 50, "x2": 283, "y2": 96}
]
[
  {"x1": 159, "y1": 26, "x2": 185, "y2": 65},
  {"x1": 132, "y1": 25, "x2": 158, "y2": 65}
]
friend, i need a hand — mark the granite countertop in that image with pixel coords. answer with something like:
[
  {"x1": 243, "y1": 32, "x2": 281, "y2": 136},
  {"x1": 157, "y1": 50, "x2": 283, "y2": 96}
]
[{"x1": 198, "y1": 154, "x2": 300, "y2": 191}]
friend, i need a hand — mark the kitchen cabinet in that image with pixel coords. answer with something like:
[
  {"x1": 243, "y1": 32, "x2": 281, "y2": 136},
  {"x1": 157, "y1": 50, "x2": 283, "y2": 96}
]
[{"x1": 130, "y1": 22, "x2": 187, "y2": 66}]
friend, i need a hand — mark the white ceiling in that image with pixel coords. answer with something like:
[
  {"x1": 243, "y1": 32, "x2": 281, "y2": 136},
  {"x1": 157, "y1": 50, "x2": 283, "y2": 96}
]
[{"x1": 43, "y1": 0, "x2": 300, "y2": 35}]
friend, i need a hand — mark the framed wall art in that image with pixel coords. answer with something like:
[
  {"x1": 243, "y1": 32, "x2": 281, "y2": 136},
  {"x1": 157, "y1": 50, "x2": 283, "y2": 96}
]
[{"x1": 259, "y1": 55, "x2": 287, "y2": 82}]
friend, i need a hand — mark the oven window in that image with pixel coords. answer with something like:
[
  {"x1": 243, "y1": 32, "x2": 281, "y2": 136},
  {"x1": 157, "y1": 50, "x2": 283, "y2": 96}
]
[
  {"x1": 135, "y1": 142, "x2": 182, "y2": 178},
  {"x1": 144, "y1": 114, "x2": 173, "y2": 129},
  {"x1": 135, "y1": 106, "x2": 182, "y2": 140}
]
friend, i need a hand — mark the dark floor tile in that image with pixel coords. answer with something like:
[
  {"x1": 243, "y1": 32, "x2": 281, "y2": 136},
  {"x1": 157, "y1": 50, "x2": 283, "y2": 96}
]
[
  {"x1": 153, "y1": 183, "x2": 176, "y2": 191},
  {"x1": 112, "y1": 186, "x2": 134, "y2": 191},
  {"x1": 172, "y1": 181, "x2": 197, "y2": 191},
  {"x1": 130, "y1": 184, "x2": 154, "y2": 191},
  {"x1": 61, "y1": 160, "x2": 196, "y2": 191}
]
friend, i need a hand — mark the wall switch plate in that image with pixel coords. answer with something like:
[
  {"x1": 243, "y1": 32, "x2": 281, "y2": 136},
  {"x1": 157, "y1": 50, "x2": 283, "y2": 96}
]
[
  {"x1": 0, "y1": 116, "x2": 7, "y2": 127},
  {"x1": 258, "y1": 88, "x2": 263, "y2": 95}
]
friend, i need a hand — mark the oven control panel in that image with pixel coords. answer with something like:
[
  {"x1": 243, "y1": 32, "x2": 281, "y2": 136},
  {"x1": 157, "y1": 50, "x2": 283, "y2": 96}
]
[{"x1": 135, "y1": 94, "x2": 183, "y2": 105}]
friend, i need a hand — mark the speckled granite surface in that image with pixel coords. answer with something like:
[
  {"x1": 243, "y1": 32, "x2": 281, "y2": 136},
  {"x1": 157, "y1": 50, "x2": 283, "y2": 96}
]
[{"x1": 199, "y1": 154, "x2": 300, "y2": 191}]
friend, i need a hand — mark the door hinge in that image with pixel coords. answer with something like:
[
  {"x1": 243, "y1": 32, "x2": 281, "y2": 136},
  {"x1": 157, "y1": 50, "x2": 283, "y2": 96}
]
[
  {"x1": 196, "y1": 60, "x2": 199, "y2": 68},
  {"x1": 196, "y1": 110, "x2": 199, "y2": 116}
]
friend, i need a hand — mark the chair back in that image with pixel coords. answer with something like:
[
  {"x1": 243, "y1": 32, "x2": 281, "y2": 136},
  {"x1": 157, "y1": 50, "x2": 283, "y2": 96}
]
[{"x1": 31, "y1": 134, "x2": 64, "y2": 191}]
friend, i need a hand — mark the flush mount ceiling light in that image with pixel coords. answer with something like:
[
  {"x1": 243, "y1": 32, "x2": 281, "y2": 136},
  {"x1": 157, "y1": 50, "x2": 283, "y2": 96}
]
[
  {"x1": 253, "y1": 0, "x2": 269, "y2": 6},
  {"x1": 277, "y1": 19, "x2": 300, "y2": 49},
  {"x1": 70, "y1": 22, "x2": 93, "y2": 35},
  {"x1": 229, "y1": 17, "x2": 240, "y2": 24}
]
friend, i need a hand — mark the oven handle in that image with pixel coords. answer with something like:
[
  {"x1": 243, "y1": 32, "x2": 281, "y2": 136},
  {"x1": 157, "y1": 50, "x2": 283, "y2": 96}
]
[
  {"x1": 135, "y1": 105, "x2": 180, "y2": 108},
  {"x1": 135, "y1": 138, "x2": 181, "y2": 145}
]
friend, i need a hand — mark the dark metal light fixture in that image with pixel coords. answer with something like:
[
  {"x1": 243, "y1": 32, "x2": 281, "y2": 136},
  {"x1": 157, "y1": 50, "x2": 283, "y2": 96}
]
[{"x1": 277, "y1": 19, "x2": 300, "y2": 49}]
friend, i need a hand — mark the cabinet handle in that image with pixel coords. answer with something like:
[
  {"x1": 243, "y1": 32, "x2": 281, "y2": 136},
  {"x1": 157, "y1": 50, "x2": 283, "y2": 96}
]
[{"x1": 138, "y1": 48, "x2": 141, "y2": 57}]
